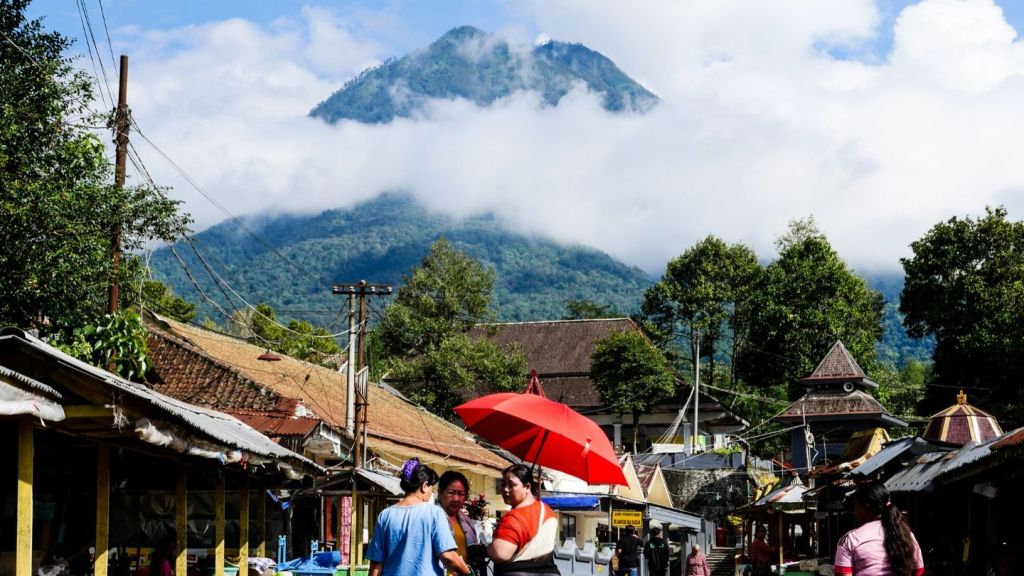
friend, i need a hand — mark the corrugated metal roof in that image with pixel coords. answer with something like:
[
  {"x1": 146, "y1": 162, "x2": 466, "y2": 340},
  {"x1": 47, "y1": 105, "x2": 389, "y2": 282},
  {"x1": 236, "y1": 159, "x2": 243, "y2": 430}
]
[
  {"x1": 232, "y1": 413, "x2": 322, "y2": 437},
  {"x1": 885, "y1": 439, "x2": 995, "y2": 493},
  {"x1": 0, "y1": 364, "x2": 63, "y2": 399},
  {"x1": 848, "y1": 437, "x2": 918, "y2": 478},
  {"x1": 0, "y1": 328, "x2": 320, "y2": 474}
]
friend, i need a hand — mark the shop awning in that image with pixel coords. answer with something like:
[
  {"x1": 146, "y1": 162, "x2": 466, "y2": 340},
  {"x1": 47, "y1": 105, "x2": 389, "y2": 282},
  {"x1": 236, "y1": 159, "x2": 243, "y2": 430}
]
[
  {"x1": 646, "y1": 503, "x2": 702, "y2": 530},
  {"x1": 356, "y1": 468, "x2": 403, "y2": 496},
  {"x1": 543, "y1": 495, "x2": 600, "y2": 510}
]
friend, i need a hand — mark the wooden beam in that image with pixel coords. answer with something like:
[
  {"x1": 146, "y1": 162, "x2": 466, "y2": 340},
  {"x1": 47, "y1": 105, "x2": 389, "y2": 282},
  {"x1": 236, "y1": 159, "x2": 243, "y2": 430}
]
[
  {"x1": 215, "y1": 475, "x2": 225, "y2": 576},
  {"x1": 240, "y1": 479, "x2": 249, "y2": 573},
  {"x1": 63, "y1": 405, "x2": 112, "y2": 418},
  {"x1": 96, "y1": 446, "x2": 111, "y2": 576},
  {"x1": 176, "y1": 464, "x2": 188, "y2": 576},
  {"x1": 17, "y1": 420, "x2": 33, "y2": 576},
  {"x1": 256, "y1": 486, "x2": 266, "y2": 558}
]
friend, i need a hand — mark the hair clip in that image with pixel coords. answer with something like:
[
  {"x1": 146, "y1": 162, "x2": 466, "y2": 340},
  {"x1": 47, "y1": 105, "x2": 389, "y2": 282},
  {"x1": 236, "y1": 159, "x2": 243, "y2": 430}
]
[{"x1": 402, "y1": 458, "x2": 420, "y2": 481}]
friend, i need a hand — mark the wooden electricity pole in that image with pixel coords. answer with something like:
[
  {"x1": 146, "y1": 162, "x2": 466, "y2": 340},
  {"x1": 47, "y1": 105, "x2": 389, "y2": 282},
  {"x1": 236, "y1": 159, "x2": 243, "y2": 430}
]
[{"x1": 108, "y1": 54, "x2": 130, "y2": 314}]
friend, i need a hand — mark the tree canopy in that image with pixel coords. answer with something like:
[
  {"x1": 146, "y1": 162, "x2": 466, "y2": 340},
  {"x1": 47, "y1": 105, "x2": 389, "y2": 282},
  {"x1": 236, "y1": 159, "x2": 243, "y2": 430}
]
[
  {"x1": 376, "y1": 238, "x2": 526, "y2": 416},
  {"x1": 642, "y1": 235, "x2": 761, "y2": 385},
  {"x1": 0, "y1": 0, "x2": 189, "y2": 339},
  {"x1": 591, "y1": 329, "x2": 675, "y2": 452},
  {"x1": 736, "y1": 219, "x2": 884, "y2": 396},
  {"x1": 900, "y1": 206, "x2": 1024, "y2": 421}
]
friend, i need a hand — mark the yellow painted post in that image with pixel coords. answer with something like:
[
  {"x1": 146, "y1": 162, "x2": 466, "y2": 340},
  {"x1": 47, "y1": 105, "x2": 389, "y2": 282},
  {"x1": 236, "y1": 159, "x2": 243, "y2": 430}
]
[
  {"x1": 176, "y1": 464, "x2": 188, "y2": 576},
  {"x1": 96, "y1": 446, "x2": 111, "y2": 576},
  {"x1": 16, "y1": 420, "x2": 33, "y2": 576},
  {"x1": 240, "y1": 479, "x2": 250, "y2": 572},
  {"x1": 216, "y1": 475, "x2": 225, "y2": 576},
  {"x1": 256, "y1": 486, "x2": 267, "y2": 558},
  {"x1": 777, "y1": 513, "x2": 784, "y2": 568}
]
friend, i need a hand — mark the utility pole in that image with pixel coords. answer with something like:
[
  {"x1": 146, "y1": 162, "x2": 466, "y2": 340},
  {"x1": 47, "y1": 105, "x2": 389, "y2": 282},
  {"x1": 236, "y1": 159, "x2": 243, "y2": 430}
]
[
  {"x1": 108, "y1": 55, "x2": 129, "y2": 314},
  {"x1": 692, "y1": 336, "x2": 700, "y2": 454},
  {"x1": 331, "y1": 281, "x2": 393, "y2": 468},
  {"x1": 332, "y1": 281, "x2": 391, "y2": 576}
]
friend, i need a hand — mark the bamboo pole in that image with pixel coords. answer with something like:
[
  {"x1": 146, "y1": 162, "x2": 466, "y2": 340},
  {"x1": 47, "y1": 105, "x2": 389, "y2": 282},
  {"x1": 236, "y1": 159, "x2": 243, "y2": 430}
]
[
  {"x1": 777, "y1": 514, "x2": 784, "y2": 568},
  {"x1": 96, "y1": 446, "x2": 111, "y2": 576},
  {"x1": 215, "y1": 475, "x2": 225, "y2": 576},
  {"x1": 176, "y1": 464, "x2": 188, "y2": 576},
  {"x1": 240, "y1": 479, "x2": 250, "y2": 573},
  {"x1": 17, "y1": 420, "x2": 33, "y2": 576}
]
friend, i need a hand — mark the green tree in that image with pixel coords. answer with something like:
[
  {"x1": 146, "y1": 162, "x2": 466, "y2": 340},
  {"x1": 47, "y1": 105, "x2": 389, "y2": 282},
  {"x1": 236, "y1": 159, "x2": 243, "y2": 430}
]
[
  {"x1": 873, "y1": 360, "x2": 928, "y2": 420},
  {"x1": 246, "y1": 303, "x2": 341, "y2": 366},
  {"x1": 141, "y1": 280, "x2": 196, "y2": 322},
  {"x1": 642, "y1": 236, "x2": 761, "y2": 385},
  {"x1": 736, "y1": 218, "x2": 884, "y2": 396},
  {"x1": 900, "y1": 207, "x2": 1024, "y2": 421},
  {"x1": 376, "y1": 238, "x2": 527, "y2": 416},
  {"x1": 0, "y1": 1, "x2": 189, "y2": 339},
  {"x1": 591, "y1": 329, "x2": 675, "y2": 452},
  {"x1": 64, "y1": 310, "x2": 151, "y2": 381}
]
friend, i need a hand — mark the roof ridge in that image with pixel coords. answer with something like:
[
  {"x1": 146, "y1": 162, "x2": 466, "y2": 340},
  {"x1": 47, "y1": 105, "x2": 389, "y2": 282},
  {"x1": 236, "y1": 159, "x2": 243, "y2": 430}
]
[{"x1": 476, "y1": 317, "x2": 635, "y2": 327}]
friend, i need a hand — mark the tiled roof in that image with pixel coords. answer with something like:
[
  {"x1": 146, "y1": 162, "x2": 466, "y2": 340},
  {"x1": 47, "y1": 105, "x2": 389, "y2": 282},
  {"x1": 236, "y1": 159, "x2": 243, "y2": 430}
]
[
  {"x1": 470, "y1": 318, "x2": 640, "y2": 376},
  {"x1": 147, "y1": 325, "x2": 285, "y2": 413},
  {"x1": 147, "y1": 315, "x2": 509, "y2": 472},
  {"x1": 800, "y1": 341, "x2": 877, "y2": 388}
]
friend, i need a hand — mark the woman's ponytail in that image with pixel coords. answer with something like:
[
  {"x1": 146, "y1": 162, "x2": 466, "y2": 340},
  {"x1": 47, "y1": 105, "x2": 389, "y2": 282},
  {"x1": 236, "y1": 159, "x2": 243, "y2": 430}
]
[{"x1": 855, "y1": 483, "x2": 916, "y2": 576}]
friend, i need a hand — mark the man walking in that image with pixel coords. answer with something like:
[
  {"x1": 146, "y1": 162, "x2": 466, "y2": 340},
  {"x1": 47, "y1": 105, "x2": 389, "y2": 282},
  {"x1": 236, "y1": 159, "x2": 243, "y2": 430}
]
[
  {"x1": 645, "y1": 527, "x2": 670, "y2": 576},
  {"x1": 615, "y1": 525, "x2": 641, "y2": 576}
]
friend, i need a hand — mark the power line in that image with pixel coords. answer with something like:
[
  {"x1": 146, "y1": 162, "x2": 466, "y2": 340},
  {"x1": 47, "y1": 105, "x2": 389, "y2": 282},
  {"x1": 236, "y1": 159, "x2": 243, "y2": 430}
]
[{"x1": 130, "y1": 121, "x2": 324, "y2": 284}]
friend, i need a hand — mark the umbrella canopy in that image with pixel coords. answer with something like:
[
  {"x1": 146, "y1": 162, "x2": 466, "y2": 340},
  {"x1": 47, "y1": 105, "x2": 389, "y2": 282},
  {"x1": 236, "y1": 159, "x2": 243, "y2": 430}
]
[{"x1": 455, "y1": 392, "x2": 627, "y2": 486}]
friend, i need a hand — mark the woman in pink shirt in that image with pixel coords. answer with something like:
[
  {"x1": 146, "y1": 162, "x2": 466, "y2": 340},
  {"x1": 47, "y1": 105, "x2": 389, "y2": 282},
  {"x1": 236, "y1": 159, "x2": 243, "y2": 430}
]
[
  {"x1": 685, "y1": 544, "x2": 711, "y2": 576},
  {"x1": 834, "y1": 483, "x2": 924, "y2": 576}
]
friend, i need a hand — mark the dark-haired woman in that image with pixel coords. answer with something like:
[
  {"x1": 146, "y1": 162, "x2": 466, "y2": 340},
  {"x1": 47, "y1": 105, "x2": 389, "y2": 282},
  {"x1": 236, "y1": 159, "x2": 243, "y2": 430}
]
[
  {"x1": 438, "y1": 470, "x2": 479, "y2": 574},
  {"x1": 487, "y1": 464, "x2": 559, "y2": 576},
  {"x1": 834, "y1": 482, "x2": 924, "y2": 576},
  {"x1": 367, "y1": 459, "x2": 472, "y2": 576}
]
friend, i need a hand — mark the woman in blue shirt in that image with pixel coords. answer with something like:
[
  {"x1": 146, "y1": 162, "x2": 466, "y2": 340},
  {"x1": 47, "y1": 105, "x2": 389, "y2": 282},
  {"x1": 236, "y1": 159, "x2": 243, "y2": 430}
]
[{"x1": 367, "y1": 459, "x2": 472, "y2": 576}]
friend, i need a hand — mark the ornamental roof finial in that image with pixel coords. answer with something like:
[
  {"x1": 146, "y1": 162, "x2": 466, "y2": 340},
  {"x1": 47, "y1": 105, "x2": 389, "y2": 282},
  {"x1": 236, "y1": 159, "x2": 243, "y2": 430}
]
[{"x1": 957, "y1": 389, "x2": 967, "y2": 405}]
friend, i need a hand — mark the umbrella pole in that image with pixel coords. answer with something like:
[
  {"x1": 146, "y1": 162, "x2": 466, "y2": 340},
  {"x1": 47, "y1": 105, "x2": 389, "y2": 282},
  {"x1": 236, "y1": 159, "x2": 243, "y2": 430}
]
[{"x1": 528, "y1": 429, "x2": 551, "y2": 478}]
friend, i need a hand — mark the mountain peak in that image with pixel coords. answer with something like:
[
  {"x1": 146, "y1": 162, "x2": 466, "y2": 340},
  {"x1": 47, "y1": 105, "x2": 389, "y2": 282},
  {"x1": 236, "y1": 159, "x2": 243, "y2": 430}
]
[{"x1": 309, "y1": 26, "x2": 658, "y2": 124}]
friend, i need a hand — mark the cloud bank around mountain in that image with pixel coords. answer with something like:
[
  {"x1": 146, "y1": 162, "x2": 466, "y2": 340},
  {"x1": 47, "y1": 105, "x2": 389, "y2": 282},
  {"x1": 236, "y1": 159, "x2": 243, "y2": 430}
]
[{"x1": 118, "y1": 0, "x2": 1024, "y2": 273}]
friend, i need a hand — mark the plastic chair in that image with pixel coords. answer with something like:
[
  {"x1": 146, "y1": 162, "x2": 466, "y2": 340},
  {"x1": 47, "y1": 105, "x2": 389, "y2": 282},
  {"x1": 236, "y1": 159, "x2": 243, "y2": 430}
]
[
  {"x1": 574, "y1": 541, "x2": 596, "y2": 575},
  {"x1": 553, "y1": 539, "x2": 577, "y2": 575}
]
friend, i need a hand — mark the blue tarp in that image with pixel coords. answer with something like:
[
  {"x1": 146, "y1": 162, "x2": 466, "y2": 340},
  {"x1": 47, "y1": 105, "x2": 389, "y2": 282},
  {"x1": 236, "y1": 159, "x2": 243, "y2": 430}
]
[
  {"x1": 542, "y1": 495, "x2": 600, "y2": 510},
  {"x1": 278, "y1": 551, "x2": 340, "y2": 572}
]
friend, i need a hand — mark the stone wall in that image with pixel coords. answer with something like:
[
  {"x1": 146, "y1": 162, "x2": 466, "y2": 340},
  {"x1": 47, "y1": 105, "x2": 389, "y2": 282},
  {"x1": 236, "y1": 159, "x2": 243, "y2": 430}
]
[{"x1": 663, "y1": 467, "x2": 752, "y2": 529}]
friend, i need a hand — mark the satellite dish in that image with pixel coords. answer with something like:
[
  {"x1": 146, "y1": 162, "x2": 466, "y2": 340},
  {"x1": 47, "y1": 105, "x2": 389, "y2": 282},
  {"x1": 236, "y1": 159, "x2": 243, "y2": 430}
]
[{"x1": 842, "y1": 381, "x2": 856, "y2": 393}]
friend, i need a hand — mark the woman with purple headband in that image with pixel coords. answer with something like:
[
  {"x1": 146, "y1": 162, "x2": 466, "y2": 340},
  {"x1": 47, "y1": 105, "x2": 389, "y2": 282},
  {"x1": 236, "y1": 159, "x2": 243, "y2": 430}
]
[{"x1": 367, "y1": 458, "x2": 473, "y2": 576}]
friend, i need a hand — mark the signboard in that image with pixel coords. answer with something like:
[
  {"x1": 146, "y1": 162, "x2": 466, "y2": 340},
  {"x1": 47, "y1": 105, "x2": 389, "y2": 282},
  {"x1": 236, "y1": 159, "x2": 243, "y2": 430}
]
[{"x1": 611, "y1": 510, "x2": 643, "y2": 528}]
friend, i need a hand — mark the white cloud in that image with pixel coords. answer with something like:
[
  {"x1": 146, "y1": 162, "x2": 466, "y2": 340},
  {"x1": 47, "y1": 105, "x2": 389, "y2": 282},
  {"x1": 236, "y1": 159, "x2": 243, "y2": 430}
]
[{"x1": 118, "y1": 0, "x2": 1024, "y2": 274}]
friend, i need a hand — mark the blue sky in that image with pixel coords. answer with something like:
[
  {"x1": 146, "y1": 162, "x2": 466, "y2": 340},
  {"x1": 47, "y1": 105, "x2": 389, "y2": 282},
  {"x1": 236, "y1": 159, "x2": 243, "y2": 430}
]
[{"x1": 23, "y1": 0, "x2": 1024, "y2": 272}]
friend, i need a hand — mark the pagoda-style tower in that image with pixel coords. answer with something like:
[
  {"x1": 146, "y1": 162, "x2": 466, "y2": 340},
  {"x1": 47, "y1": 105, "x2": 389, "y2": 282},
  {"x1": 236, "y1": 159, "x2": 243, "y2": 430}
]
[
  {"x1": 774, "y1": 341, "x2": 906, "y2": 471},
  {"x1": 921, "y1": 390, "x2": 1002, "y2": 447}
]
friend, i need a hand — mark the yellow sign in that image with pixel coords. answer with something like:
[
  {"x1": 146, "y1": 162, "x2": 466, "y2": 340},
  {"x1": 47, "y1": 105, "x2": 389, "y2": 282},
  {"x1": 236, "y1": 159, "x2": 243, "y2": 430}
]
[{"x1": 611, "y1": 510, "x2": 643, "y2": 528}]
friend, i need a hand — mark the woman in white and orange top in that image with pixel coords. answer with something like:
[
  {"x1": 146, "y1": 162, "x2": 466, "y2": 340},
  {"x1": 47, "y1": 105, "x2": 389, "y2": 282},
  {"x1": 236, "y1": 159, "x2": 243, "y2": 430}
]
[
  {"x1": 487, "y1": 464, "x2": 559, "y2": 576},
  {"x1": 834, "y1": 482, "x2": 924, "y2": 576}
]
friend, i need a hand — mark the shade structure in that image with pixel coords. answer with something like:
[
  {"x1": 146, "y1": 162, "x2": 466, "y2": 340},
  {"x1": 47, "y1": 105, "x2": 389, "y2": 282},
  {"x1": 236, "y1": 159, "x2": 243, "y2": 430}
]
[{"x1": 455, "y1": 392, "x2": 627, "y2": 486}]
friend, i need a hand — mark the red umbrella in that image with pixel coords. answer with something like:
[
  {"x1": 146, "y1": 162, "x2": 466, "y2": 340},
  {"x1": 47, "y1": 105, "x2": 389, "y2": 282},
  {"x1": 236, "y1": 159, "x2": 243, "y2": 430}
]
[{"x1": 454, "y1": 385, "x2": 627, "y2": 486}]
